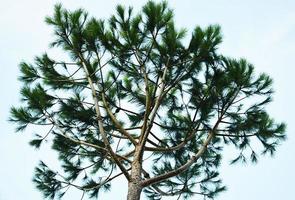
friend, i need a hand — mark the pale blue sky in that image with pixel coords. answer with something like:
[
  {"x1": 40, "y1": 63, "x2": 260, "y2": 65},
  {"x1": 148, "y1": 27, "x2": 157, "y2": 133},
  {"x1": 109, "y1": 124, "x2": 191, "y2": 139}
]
[{"x1": 1, "y1": 0, "x2": 295, "y2": 199}]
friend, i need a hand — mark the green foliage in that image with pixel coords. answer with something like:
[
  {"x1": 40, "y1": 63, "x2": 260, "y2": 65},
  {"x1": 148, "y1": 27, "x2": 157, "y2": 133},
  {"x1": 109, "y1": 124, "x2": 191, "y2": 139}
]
[
  {"x1": 33, "y1": 161, "x2": 62, "y2": 199},
  {"x1": 11, "y1": 1, "x2": 285, "y2": 199}
]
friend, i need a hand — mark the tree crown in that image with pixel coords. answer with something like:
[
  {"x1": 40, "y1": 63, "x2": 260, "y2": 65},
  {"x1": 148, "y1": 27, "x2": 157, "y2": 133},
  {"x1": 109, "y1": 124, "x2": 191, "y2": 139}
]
[{"x1": 11, "y1": 1, "x2": 286, "y2": 199}]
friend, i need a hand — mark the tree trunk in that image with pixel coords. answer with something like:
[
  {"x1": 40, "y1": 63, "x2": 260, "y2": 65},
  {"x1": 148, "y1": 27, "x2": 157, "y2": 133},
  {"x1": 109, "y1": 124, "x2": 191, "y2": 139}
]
[
  {"x1": 127, "y1": 152, "x2": 143, "y2": 200},
  {"x1": 127, "y1": 181, "x2": 142, "y2": 200}
]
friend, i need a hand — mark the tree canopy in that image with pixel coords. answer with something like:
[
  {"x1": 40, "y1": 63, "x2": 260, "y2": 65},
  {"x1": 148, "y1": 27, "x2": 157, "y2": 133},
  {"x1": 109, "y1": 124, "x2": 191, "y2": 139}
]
[{"x1": 10, "y1": 1, "x2": 286, "y2": 199}]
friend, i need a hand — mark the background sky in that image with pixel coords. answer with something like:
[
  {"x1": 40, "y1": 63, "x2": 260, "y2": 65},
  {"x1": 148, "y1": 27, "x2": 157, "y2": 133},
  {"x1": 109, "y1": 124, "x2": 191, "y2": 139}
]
[{"x1": 1, "y1": 0, "x2": 295, "y2": 199}]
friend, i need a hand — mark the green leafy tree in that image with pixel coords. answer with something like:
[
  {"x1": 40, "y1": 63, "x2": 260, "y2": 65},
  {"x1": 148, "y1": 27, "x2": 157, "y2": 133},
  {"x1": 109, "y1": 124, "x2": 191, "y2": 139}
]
[{"x1": 10, "y1": 1, "x2": 286, "y2": 200}]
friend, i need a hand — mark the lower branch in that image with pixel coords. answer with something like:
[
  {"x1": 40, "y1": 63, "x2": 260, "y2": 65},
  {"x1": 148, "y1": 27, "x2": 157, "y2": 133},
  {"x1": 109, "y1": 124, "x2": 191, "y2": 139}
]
[{"x1": 141, "y1": 131, "x2": 215, "y2": 187}]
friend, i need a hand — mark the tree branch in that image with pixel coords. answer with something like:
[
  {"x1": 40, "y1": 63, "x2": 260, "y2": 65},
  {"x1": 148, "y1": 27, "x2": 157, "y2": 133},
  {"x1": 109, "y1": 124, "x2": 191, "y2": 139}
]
[
  {"x1": 78, "y1": 53, "x2": 131, "y2": 181},
  {"x1": 137, "y1": 59, "x2": 169, "y2": 160},
  {"x1": 141, "y1": 130, "x2": 215, "y2": 187},
  {"x1": 101, "y1": 92, "x2": 138, "y2": 145}
]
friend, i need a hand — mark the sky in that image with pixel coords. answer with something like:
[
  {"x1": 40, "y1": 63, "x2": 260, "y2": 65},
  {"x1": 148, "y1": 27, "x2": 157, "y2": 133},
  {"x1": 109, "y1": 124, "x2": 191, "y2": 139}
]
[{"x1": 1, "y1": 0, "x2": 295, "y2": 199}]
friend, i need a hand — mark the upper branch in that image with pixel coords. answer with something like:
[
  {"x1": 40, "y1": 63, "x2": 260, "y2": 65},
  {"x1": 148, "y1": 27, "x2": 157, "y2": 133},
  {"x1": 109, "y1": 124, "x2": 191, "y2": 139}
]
[
  {"x1": 137, "y1": 59, "x2": 170, "y2": 160},
  {"x1": 78, "y1": 53, "x2": 131, "y2": 181}
]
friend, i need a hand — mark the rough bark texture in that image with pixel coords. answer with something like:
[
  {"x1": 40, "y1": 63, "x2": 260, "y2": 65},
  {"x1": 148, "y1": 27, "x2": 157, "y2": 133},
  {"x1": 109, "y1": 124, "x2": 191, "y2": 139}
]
[
  {"x1": 127, "y1": 181, "x2": 142, "y2": 200},
  {"x1": 127, "y1": 150, "x2": 143, "y2": 200}
]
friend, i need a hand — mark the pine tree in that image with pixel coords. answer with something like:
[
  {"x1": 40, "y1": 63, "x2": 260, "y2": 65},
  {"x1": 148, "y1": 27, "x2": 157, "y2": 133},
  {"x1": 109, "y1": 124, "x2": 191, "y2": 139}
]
[{"x1": 10, "y1": 1, "x2": 286, "y2": 200}]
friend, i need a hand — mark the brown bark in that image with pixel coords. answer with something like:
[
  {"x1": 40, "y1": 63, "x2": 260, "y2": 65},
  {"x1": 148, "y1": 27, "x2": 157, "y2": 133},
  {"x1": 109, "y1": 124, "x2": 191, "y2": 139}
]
[
  {"x1": 127, "y1": 149, "x2": 143, "y2": 200},
  {"x1": 127, "y1": 159, "x2": 143, "y2": 200},
  {"x1": 127, "y1": 180, "x2": 142, "y2": 200}
]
